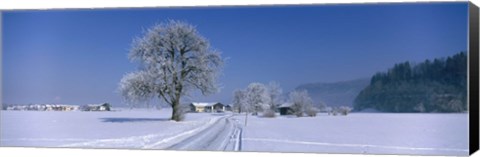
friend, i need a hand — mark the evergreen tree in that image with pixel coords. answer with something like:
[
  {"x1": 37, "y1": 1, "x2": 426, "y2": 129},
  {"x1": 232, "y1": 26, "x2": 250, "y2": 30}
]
[{"x1": 354, "y1": 52, "x2": 467, "y2": 113}]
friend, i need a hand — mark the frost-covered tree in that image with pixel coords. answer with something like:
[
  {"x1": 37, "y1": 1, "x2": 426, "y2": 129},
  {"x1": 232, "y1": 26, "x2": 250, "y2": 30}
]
[
  {"x1": 118, "y1": 20, "x2": 224, "y2": 121},
  {"x1": 119, "y1": 71, "x2": 156, "y2": 107},
  {"x1": 232, "y1": 89, "x2": 247, "y2": 113},
  {"x1": 232, "y1": 89, "x2": 250, "y2": 126},
  {"x1": 267, "y1": 81, "x2": 283, "y2": 110},
  {"x1": 262, "y1": 82, "x2": 282, "y2": 117},
  {"x1": 289, "y1": 90, "x2": 314, "y2": 117},
  {"x1": 245, "y1": 83, "x2": 270, "y2": 115}
]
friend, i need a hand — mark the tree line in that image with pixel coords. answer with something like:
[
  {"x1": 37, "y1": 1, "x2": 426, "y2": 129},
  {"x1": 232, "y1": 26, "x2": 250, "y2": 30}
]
[
  {"x1": 232, "y1": 82, "x2": 322, "y2": 118},
  {"x1": 354, "y1": 52, "x2": 467, "y2": 113}
]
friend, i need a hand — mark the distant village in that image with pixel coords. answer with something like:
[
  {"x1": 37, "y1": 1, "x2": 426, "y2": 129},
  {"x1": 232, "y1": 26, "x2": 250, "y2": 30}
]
[
  {"x1": 2, "y1": 103, "x2": 112, "y2": 111},
  {"x1": 2, "y1": 101, "x2": 350, "y2": 116},
  {"x1": 188, "y1": 102, "x2": 350, "y2": 116},
  {"x1": 2, "y1": 102, "x2": 230, "y2": 113}
]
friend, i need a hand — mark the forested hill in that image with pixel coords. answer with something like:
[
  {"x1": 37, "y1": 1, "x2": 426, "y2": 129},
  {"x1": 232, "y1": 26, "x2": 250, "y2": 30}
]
[
  {"x1": 296, "y1": 78, "x2": 370, "y2": 108},
  {"x1": 354, "y1": 52, "x2": 467, "y2": 113}
]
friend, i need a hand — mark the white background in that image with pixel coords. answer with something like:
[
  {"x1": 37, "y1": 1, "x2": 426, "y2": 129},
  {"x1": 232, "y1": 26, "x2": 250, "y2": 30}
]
[{"x1": 0, "y1": 0, "x2": 478, "y2": 157}]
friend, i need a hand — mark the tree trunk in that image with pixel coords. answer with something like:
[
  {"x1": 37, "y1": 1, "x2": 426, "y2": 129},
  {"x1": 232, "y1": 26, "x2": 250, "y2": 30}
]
[{"x1": 171, "y1": 99, "x2": 183, "y2": 122}]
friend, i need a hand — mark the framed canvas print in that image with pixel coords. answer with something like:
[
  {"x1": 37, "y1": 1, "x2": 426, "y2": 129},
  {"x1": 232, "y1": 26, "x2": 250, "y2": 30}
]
[{"x1": 1, "y1": 0, "x2": 479, "y2": 156}]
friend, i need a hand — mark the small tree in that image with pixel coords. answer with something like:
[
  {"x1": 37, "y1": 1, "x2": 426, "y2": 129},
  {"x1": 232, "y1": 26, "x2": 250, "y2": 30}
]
[
  {"x1": 232, "y1": 89, "x2": 247, "y2": 113},
  {"x1": 289, "y1": 90, "x2": 313, "y2": 117},
  {"x1": 262, "y1": 109, "x2": 276, "y2": 117},
  {"x1": 232, "y1": 89, "x2": 250, "y2": 126},
  {"x1": 265, "y1": 81, "x2": 283, "y2": 117},
  {"x1": 245, "y1": 83, "x2": 270, "y2": 115},
  {"x1": 119, "y1": 20, "x2": 224, "y2": 121}
]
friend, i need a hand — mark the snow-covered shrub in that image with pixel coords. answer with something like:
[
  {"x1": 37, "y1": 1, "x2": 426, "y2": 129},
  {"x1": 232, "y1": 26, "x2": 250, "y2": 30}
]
[
  {"x1": 262, "y1": 109, "x2": 276, "y2": 118},
  {"x1": 338, "y1": 106, "x2": 352, "y2": 115},
  {"x1": 332, "y1": 111, "x2": 338, "y2": 116},
  {"x1": 306, "y1": 107, "x2": 319, "y2": 117}
]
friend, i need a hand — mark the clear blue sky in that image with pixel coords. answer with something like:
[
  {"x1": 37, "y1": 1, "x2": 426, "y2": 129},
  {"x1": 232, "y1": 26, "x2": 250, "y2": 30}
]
[{"x1": 2, "y1": 2, "x2": 468, "y2": 106}]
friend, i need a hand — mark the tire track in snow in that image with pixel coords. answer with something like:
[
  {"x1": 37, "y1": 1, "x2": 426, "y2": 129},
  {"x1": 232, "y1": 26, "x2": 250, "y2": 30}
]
[
  {"x1": 243, "y1": 138, "x2": 468, "y2": 153},
  {"x1": 142, "y1": 116, "x2": 222, "y2": 149},
  {"x1": 232, "y1": 119, "x2": 243, "y2": 151},
  {"x1": 59, "y1": 116, "x2": 222, "y2": 149},
  {"x1": 167, "y1": 114, "x2": 242, "y2": 151}
]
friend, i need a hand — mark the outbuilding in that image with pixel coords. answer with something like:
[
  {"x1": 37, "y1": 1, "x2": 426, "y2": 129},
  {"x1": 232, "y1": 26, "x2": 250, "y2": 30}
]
[
  {"x1": 278, "y1": 102, "x2": 294, "y2": 115},
  {"x1": 189, "y1": 102, "x2": 225, "y2": 113},
  {"x1": 224, "y1": 104, "x2": 232, "y2": 111}
]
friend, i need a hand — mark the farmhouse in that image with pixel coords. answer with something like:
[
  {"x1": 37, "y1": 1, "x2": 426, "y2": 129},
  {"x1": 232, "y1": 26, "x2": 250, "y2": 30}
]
[
  {"x1": 278, "y1": 102, "x2": 294, "y2": 115},
  {"x1": 189, "y1": 102, "x2": 227, "y2": 113}
]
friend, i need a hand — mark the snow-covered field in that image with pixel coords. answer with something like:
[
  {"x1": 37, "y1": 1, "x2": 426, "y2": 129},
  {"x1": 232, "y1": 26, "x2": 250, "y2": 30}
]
[
  {"x1": 1, "y1": 109, "x2": 468, "y2": 156},
  {"x1": 0, "y1": 109, "x2": 223, "y2": 149},
  {"x1": 238, "y1": 113, "x2": 468, "y2": 156}
]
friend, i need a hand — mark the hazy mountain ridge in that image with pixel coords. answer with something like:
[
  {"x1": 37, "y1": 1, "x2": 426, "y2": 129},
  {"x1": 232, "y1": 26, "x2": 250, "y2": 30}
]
[{"x1": 296, "y1": 78, "x2": 370, "y2": 108}]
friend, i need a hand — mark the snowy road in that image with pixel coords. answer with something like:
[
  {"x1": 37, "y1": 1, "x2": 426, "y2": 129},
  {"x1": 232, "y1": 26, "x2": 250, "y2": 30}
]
[{"x1": 168, "y1": 114, "x2": 243, "y2": 151}]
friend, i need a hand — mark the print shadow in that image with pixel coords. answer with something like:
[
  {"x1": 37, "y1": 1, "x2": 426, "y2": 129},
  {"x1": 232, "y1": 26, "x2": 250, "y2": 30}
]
[{"x1": 99, "y1": 117, "x2": 170, "y2": 123}]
